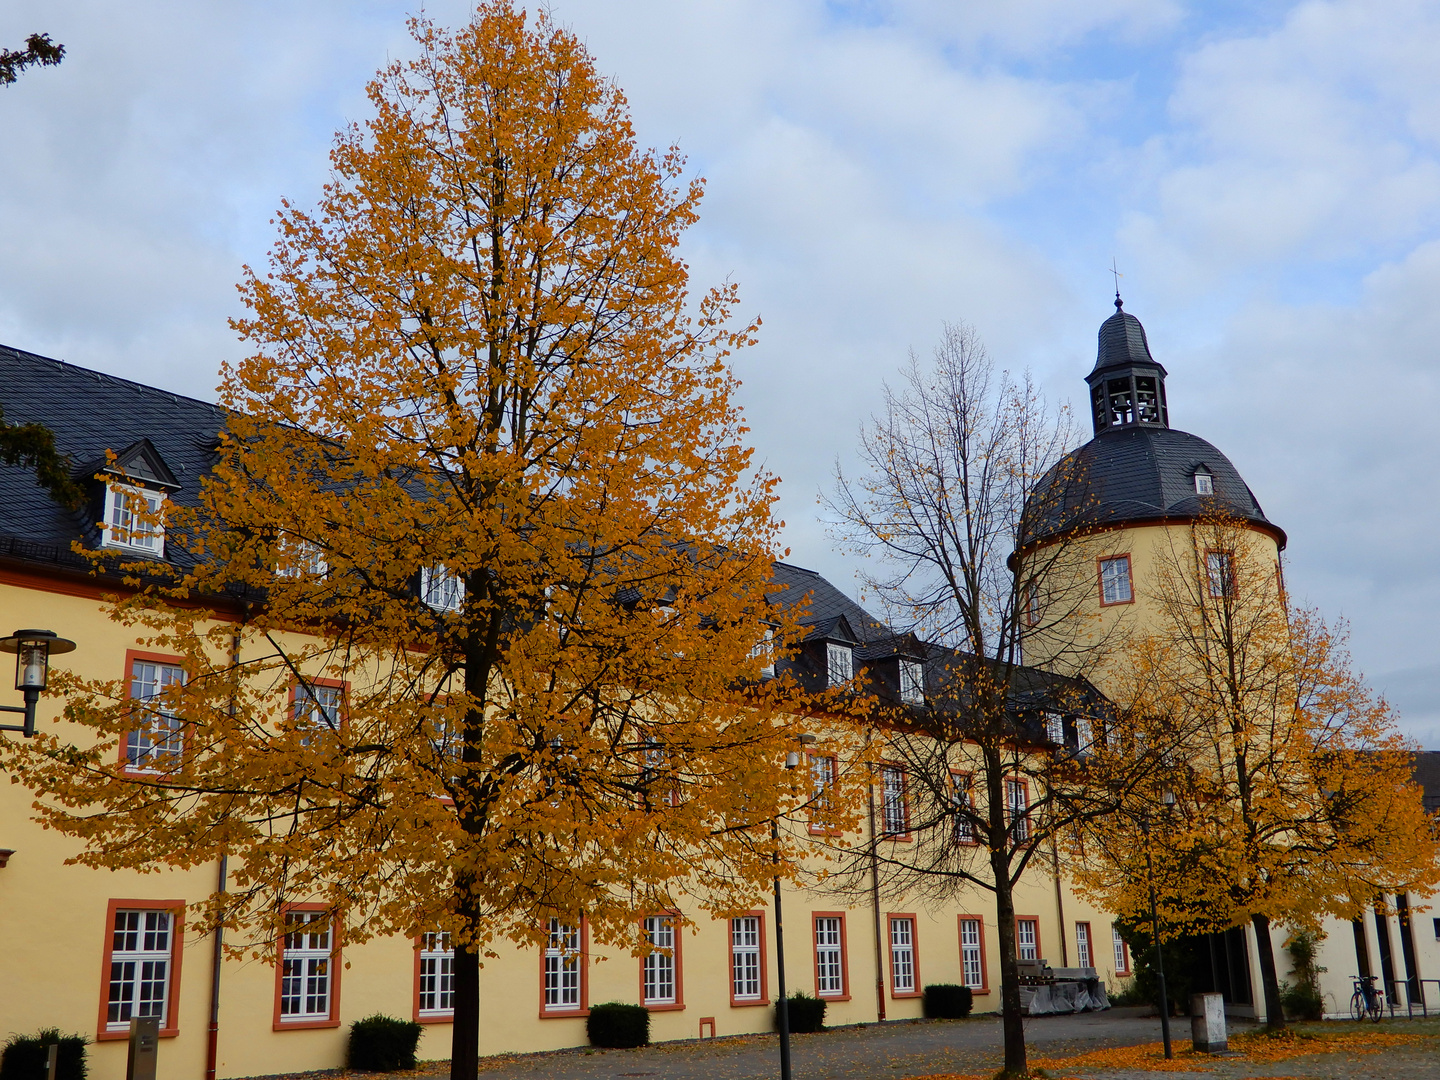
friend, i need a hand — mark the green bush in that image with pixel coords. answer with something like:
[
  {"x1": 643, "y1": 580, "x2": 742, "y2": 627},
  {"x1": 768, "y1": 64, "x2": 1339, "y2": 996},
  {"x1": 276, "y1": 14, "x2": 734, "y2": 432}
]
[
  {"x1": 586, "y1": 1003, "x2": 650, "y2": 1049},
  {"x1": 346, "y1": 1014, "x2": 422, "y2": 1072},
  {"x1": 1280, "y1": 929, "x2": 1327, "y2": 1021},
  {"x1": 922, "y1": 984, "x2": 974, "y2": 1019},
  {"x1": 0, "y1": 1029, "x2": 87, "y2": 1080},
  {"x1": 777, "y1": 991, "x2": 826, "y2": 1033}
]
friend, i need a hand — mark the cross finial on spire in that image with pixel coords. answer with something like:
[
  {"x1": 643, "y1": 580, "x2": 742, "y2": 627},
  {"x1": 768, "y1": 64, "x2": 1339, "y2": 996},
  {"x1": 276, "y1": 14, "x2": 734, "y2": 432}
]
[{"x1": 1110, "y1": 257, "x2": 1124, "y2": 310}]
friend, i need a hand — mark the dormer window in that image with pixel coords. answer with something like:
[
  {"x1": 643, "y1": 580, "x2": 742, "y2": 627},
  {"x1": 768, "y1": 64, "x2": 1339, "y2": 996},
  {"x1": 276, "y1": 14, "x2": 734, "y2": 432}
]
[
  {"x1": 751, "y1": 625, "x2": 775, "y2": 679},
  {"x1": 899, "y1": 660, "x2": 924, "y2": 705},
  {"x1": 826, "y1": 643, "x2": 853, "y2": 688},
  {"x1": 1194, "y1": 467, "x2": 1214, "y2": 496},
  {"x1": 104, "y1": 483, "x2": 165, "y2": 555},
  {"x1": 422, "y1": 565, "x2": 464, "y2": 612},
  {"x1": 276, "y1": 536, "x2": 327, "y2": 579}
]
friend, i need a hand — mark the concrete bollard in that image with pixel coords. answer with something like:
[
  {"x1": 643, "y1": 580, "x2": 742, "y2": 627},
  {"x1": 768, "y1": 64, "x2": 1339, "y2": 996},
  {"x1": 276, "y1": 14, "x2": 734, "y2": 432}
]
[{"x1": 1190, "y1": 993, "x2": 1227, "y2": 1053}]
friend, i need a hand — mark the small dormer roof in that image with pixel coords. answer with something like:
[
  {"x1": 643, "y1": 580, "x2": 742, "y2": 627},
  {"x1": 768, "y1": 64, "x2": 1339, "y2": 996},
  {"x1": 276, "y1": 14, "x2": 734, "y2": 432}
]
[
  {"x1": 93, "y1": 438, "x2": 182, "y2": 491},
  {"x1": 803, "y1": 613, "x2": 861, "y2": 647}
]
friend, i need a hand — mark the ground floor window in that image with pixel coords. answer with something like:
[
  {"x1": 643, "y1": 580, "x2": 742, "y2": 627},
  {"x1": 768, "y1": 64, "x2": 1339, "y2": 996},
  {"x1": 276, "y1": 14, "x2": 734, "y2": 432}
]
[
  {"x1": 642, "y1": 914, "x2": 680, "y2": 1007},
  {"x1": 105, "y1": 908, "x2": 175, "y2": 1033},
  {"x1": 888, "y1": 915, "x2": 917, "y2": 996},
  {"x1": 814, "y1": 914, "x2": 847, "y2": 998},
  {"x1": 1076, "y1": 922, "x2": 1092, "y2": 970},
  {"x1": 959, "y1": 917, "x2": 987, "y2": 990},
  {"x1": 1016, "y1": 918, "x2": 1039, "y2": 962},
  {"x1": 730, "y1": 916, "x2": 765, "y2": 1003},
  {"x1": 544, "y1": 919, "x2": 583, "y2": 1013},
  {"x1": 418, "y1": 932, "x2": 453, "y2": 1018},
  {"x1": 1113, "y1": 925, "x2": 1130, "y2": 975},
  {"x1": 279, "y1": 910, "x2": 334, "y2": 1024}
]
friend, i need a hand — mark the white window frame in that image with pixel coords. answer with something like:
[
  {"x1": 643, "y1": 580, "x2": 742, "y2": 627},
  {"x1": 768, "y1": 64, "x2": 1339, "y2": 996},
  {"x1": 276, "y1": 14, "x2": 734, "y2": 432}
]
[
  {"x1": 1017, "y1": 918, "x2": 1038, "y2": 962},
  {"x1": 881, "y1": 764, "x2": 908, "y2": 836},
  {"x1": 826, "y1": 643, "x2": 853, "y2": 687},
  {"x1": 418, "y1": 931, "x2": 454, "y2": 1017},
  {"x1": 1113, "y1": 926, "x2": 1129, "y2": 973},
  {"x1": 279, "y1": 911, "x2": 333, "y2": 1022},
  {"x1": 951, "y1": 772, "x2": 975, "y2": 844},
  {"x1": 1195, "y1": 470, "x2": 1214, "y2": 496},
  {"x1": 642, "y1": 915, "x2": 677, "y2": 1006},
  {"x1": 809, "y1": 753, "x2": 836, "y2": 829},
  {"x1": 1006, "y1": 778, "x2": 1030, "y2": 843},
  {"x1": 899, "y1": 660, "x2": 924, "y2": 705},
  {"x1": 293, "y1": 682, "x2": 342, "y2": 746},
  {"x1": 104, "y1": 482, "x2": 165, "y2": 555},
  {"x1": 276, "y1": 536, "x2": 327, "y2": 579},
  {"x1": 543, "y1": 919, "x2": 582, "y2": 1012},
  {"x1": 730, "y1": 916, "x2": 762, "y2": 1002},
  {"x1": 752, "y1": 626, "x2": 775, "y2": 679},
  {"x1": 106, "y1": 910, "x2": 173, "y2": 1032},
  {"x1": 1099, "y1": 556, "x2": 1132, "y2": 604},
  {"x1": 1044, "y1": 712, "x2": 1064, "y2": 744},
  {"x1": 127, "y1": 660, "x2": 185, "y2": 771},
  {"x1": 959, "y1": 918, "x2": 985, "y2": 989},
  {"x1": 1206, "y1": 550, "x2": 1234, "y2": 599},
  {"x1": 1076, "y1": 923, "x2": 1092, "y2": 970},
  {"x1": 422, "y1": 564, "x2": 464, "y2": 612},
  {"x1": 889, "y1": 917, "x2": 916, "y2": 995},
  {"x1": 815, "y1": 916, "x2": 845, "y2": 997}
]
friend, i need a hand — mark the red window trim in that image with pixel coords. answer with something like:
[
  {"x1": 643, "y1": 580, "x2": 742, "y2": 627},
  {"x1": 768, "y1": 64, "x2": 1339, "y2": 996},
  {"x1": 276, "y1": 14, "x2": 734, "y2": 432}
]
[
  {"x1": 807, "y1": 753, "x2": 841, "y2": 835},
  {"x1": 639, "y1": 910, "x2": 685, "y2": 1012},
  {"x1": 879, "y1": 762, "x2": 912, "y2": 842},
  {"x1": 1015, "y1": 916, "x2": 1042, "y2": 964},
  {"x1": 119, "y1": 649, "x2": 188, "y2": 771},
  {"x1": 96, "y1": 899, "x2": 186, "y2": 1041},
  {"x1": 950, "y1": 769, "x2": 978, "y2": 846},
  {"x1": 1096, "y1": 554, "x2": 1134, "y2": 607},
  {"x1": 886, "y1": 913, "x2": 922, "y2": 999},
  {"x1": 538, "y1": 916, "x2": 590, "y2": 1019},
  {"x1": 1112, "y1": 925, "x2": 1132, "y2": 976},
  {"x1": 957, "y1": 914, "x2": 990, "y2": 995},
  {"x1": 272, "y1": 904, "x2": 342, "y2": 1031},
  {"x1": 812, "y1": 911, "x2": 851, "y2": 1001},
  {"x1": 728, "y1": 910, "x2": 771, "y2": 1007},
  {"x1": 1075, "y1": 921, "x2": 1094, "y2": 970},
  {"x1": 412, "y1": 931, "x2": 454, "y2": 1025}
]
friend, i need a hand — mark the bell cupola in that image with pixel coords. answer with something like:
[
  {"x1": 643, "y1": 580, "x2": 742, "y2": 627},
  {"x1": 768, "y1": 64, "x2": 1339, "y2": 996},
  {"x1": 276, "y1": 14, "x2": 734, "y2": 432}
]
[{"x1": 1087, "y1": 296, "x2": 1169, "y2": 435}]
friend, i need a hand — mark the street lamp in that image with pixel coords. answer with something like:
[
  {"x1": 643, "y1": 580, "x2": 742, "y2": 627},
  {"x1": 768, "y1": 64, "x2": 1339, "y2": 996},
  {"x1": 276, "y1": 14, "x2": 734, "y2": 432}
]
[
  {"x1": 0, "y1": 629, "x2": 76, "y2": 738},
  {"x1": 774, "y1": 732, "x2": 816, "y2": 1080},
  {"x1": 1138, "y1": 789, "x2": 1177, "y2": 1060}
]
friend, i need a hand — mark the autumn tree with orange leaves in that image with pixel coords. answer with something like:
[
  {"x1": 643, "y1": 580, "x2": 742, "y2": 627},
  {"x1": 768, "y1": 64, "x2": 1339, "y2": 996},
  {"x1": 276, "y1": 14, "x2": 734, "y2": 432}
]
[
  {"x1": 1074, "y1": 508, "x2": 1439, "y2": 1030},
  {"x1": 3, "y1": 7, "x2": 859, "y2": 1079}
]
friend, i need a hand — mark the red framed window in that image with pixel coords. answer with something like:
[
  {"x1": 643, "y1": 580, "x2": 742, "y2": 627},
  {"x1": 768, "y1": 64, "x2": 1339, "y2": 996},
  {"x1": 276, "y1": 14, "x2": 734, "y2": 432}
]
[
  {"x1": 1098, "y1": 555, "x2": 1133, "y2": 606},
  {"x1": 273, "y1": 906, "x2": 340, "y2": 1030},
  {"x1": 414, "y1": 931, "x2": 454, "y2": 1022},
  {"x1": 123, "y1": 651, "x2": 186, "y2": 772},
  {"x1": 958, "y1": 915, "x2": 988, "y2": 993},
  {"x1": 950, "y1": 771, "x2": 977, "y2": 844},
  {"x1": 290, "y1": 678, "x2": 346, "y2": 746},
  {"x1": 97, "y1": 899, "x2": 185, "y2": 1040},
  {"x1": 640, "y1": 912, "x2": 684, "y2": 1010},
  {"x1": 880, "y1": 764, "x2": 910, "y2": 839},
  {"x1": 1075, "y1": 922, "x2": 1093, "y2": 970},
  {"x1": 808, "y1": 753, "x2": 839, "y2": 834},
  {"x1": 1005, "y1": 778, "x2": 1030, "y2": 844},
  {"x1": 729, "y1": 912, "x2": 769, "y2": 1006},
  {"x1": 541, "y1": 917, "x2": 588, "y2": 1017},
  {"x1": 1016, "y1": 917, "x2": 1041, "y2": 962},
  {"x1": 1112, "y1": 925, "x2": 1131, "y2": 975},
  {"x1": 887, "y1": 914, "x2": 920, "y2": 998},
  {"x1": 813, "y1": 912, "x2": 850, "y2": 1000}
]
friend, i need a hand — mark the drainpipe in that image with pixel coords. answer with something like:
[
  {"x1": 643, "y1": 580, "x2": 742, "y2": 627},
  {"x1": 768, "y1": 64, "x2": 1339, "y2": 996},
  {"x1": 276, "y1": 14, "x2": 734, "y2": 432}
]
[
  {"x1": 206, "y1": 619, "x2": 244, "y2": 1080},
  {"x1": 1051, "y1": 836, "x2": 1069, "y2": 967}
]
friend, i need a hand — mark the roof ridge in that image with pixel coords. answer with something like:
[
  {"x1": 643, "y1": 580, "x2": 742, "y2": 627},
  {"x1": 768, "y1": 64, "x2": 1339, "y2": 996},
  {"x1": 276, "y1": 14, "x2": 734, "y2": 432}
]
[{"x1": 0, "y1": 342, "x2": 225, "y2": 414}]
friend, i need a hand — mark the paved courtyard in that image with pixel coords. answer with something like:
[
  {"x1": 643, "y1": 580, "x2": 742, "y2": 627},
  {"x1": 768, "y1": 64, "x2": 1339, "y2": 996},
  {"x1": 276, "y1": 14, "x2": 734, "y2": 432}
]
[{"x1": 348, "y1": 1012, "x2": 1440, "y2": 1080}]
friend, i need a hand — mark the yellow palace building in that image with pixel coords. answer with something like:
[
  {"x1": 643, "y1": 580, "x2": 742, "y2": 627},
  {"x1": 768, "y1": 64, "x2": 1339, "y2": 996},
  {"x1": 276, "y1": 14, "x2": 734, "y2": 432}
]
[{"x1": 3, "y1": 301, "x2": 1395, "y2": 1078}]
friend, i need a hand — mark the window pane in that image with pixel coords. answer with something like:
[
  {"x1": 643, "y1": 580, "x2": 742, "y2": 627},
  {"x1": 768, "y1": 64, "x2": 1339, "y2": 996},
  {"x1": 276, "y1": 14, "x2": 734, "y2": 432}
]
[
  {"x1": 890, "y1": 918, "x2": 915, "y2": 994},
  {"x1": 107, "y1": 910, "x2": 172, "y2": 1029},
  {"x1": 960, "y1": 919, "x2": 984, "y2": 989}
]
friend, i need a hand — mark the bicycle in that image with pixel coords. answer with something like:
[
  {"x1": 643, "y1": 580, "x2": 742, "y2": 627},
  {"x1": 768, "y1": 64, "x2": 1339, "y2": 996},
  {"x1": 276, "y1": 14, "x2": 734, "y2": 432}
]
[{"x1": 1350, "y1": 975, "x2": 1384, "y2": 1022}]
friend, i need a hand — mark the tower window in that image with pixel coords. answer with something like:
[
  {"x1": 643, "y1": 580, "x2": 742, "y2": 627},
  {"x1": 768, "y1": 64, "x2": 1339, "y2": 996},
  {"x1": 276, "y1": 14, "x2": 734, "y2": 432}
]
[
  {"x1": 1134, "y1": 375, "x2": 1161, "y2": 423},
  {"x1": 1106, "y1": 378, "x2": 1134, "y2": 426},
  {"x1": 1194, "y1": 469, "x2": 1213, "y2": 496},
  {"x1": 1098, "y1": 556, "x2": 1133, "y2": 605}
]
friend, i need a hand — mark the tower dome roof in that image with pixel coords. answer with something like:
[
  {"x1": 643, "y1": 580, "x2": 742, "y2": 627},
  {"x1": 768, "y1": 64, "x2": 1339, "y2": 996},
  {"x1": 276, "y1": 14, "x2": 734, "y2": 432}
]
[{"x1": 1022, "y1": 303, "x2": 1284, "y2": 551}]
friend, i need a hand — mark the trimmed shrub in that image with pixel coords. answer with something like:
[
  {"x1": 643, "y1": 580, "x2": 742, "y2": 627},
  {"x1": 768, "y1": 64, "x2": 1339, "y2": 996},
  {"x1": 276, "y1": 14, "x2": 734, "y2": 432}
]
[
  {"x1": 586, "y1": 1003, "x2": 650, "y2": 1049},
  {"x1": 0, "y1": 1030, "x2": 87, "y2": 1080},
  {"x1": 347, "y1": 1014, "x2": 422, "y2": 1072},
  {"x1": 777, "y1": 991, "x2": 826, "y2": 1034},
  {"x1": 923, "y1": 984, "x2": 974, "y2": 1019}
]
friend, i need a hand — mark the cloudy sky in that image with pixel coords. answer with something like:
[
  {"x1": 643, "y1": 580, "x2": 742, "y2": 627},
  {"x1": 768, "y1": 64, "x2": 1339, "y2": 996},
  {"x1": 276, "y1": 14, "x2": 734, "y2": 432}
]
[{"x1": 4, "y1": 1, "x2": 1440, "y2": 743}]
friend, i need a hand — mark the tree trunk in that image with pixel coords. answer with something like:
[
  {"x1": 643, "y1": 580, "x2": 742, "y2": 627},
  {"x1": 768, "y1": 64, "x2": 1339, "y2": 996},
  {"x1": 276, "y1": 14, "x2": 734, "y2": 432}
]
[
  {"x1": 450, "y1": 924, "x2": 480, "y2": 1080},
  {"x1": 993, "y1": 851, "x2": 1026, "y2": 1075},
  {"x1": 1251, "y1": 912, "x2": 1286, "y2": 1030}
]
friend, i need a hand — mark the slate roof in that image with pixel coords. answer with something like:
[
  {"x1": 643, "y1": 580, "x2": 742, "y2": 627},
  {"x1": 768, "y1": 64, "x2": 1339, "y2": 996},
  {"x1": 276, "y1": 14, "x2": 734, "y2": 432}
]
[
  {"x1": 1413, "y1": 751, "x2": 1440, "y2": 815},
  {"x1": 0, "y1": 343, "x2": 226, "y2": 573},
  {"x1": 1092, "y1": 305, "x2": 1167, "y2": 378}
]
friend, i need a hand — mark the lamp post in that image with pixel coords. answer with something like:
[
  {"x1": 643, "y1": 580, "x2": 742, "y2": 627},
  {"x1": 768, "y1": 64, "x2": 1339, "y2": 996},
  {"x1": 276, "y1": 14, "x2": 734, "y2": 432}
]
[
  {"x1": 0, "y1": 629, "x2": 76, "y2": 738},
  {"x1": 1138, "y1": 790, "x2": 1177, "y2": 1060},
  {"x1": 774, "y1": 733, "x2": 816, "y2": 1080}
]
